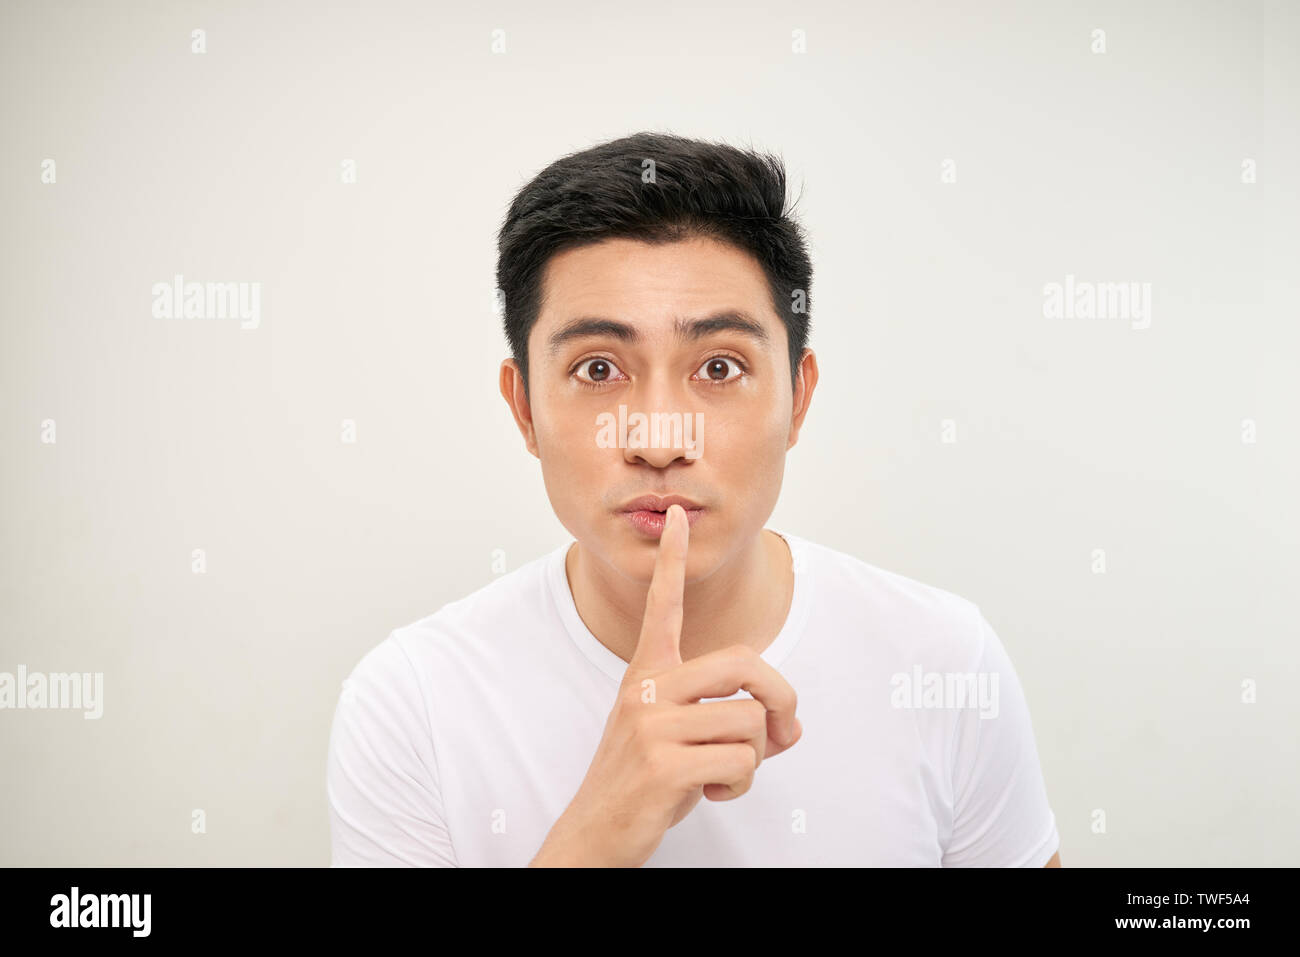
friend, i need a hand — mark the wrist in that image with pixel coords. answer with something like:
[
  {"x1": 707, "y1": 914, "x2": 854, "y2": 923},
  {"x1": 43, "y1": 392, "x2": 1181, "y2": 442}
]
[{"x1": 530, "y1": 807, "x2": 620, "y2": 867}]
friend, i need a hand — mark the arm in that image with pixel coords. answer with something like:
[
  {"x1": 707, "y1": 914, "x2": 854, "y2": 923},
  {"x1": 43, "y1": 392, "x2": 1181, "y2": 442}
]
[
  {"x1": 942, "y1": 612, "x2": 1061, "y2": 867},
  {"x1": 326, "y1": 634, "x2": 458, "y2": 867}
]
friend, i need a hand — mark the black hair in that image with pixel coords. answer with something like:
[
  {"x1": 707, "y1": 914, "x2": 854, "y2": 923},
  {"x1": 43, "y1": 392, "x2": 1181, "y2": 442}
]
[{"x1": 496, "y1": 131, "x2": 812, "y2": 397}]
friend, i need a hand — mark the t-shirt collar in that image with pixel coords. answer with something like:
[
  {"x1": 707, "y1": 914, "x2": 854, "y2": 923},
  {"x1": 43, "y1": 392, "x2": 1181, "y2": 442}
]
[{"x1": 547, "y1": 529, "x2": 813, "y2": 683}]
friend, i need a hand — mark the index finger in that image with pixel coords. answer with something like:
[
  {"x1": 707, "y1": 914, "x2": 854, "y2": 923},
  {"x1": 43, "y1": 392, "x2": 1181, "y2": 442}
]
[{"x1": 626, "y1": 503, "x2": 690, "y2": 681}]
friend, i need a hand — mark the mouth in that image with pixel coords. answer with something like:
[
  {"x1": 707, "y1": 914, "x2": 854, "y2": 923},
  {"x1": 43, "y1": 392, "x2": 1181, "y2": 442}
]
[{"x1": 618, "y1": 495, "x2": 706, "y2": 537}]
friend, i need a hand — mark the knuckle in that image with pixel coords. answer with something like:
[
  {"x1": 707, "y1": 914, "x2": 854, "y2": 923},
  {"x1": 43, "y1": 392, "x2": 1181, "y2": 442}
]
[
  {"x1": 615, "y1": 684, "x2": 642, "y2": 715},
  {"x1": 734, "y1": 743, "x2": 758, "y2": 774},
  {"x1": 725, "y1": 644, "x2": 755, "y2": 668},
  {"x1": 617, "y1": 701, "x2": 654, "y2": 748},
  {"x1": 627, "y1": 701, "x2": 658, "y2": 739}
]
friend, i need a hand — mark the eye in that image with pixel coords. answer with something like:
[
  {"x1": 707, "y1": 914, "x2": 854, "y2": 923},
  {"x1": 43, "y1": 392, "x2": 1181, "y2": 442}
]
[
  {"x1": 572, "y1": 356, "x2": 627, "y2": 387},
  {"x1": 693, "y1": 355, "x2": 746, "y2": 384}
]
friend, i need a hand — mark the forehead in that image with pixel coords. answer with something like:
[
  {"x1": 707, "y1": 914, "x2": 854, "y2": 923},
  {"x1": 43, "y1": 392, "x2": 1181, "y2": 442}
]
[{"x1": 530, "y1": 236, "x2": 780, "y2": 351}]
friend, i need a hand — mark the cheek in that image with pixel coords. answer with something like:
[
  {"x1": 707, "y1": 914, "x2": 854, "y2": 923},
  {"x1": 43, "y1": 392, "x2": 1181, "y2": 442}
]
[
  {"x1": 532, "y1": 390, "x2": 588, "y2": 453},
  {"x1": 709, "y1": 402, "x2": 788, "y2": 458},
  {"x1": 534, "y1": 402, "x2": 606, "y2": 493},
  {"x1": 534, "y1": 413, "x2": 597, "y2": 533}
]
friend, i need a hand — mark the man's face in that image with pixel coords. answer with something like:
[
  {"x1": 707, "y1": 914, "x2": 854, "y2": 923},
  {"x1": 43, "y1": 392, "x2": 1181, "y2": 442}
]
[{"x1": 502, "y1": 235, "x2": 814, "y2": 584}]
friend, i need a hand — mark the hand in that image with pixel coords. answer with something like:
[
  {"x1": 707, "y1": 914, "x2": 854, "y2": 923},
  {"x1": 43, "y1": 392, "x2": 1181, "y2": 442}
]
[{"x1": 532, "y1": 504, "x2": 803, "y2": 867}]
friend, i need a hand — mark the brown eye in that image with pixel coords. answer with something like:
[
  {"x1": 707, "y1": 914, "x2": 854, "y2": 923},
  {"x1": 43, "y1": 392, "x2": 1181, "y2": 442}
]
[
  {"x1": 574, "y1": 357, "x2": 625, "y2": 385},
  {"x1": 694, "y1": 356, "x2": 743, "y2": 382}
]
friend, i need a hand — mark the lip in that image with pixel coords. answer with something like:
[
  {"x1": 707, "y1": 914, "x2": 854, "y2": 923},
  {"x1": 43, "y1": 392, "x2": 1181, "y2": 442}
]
[
  {"x1": 618, "y1": 495, "x2": 706, "y2": 538},
  {"x1": 619, "y1": 494, "x2": 703, "y2": 513}
]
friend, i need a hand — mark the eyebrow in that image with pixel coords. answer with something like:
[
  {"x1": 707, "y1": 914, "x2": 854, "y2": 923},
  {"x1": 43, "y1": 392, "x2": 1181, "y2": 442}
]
[{"x1": 546, "y1": 311, "x2": 771, "y2": 357}]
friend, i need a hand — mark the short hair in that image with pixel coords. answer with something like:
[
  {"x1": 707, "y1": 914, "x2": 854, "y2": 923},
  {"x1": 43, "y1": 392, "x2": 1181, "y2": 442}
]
[{"x1": 496, "y1": 131, "x2": 812, "y2": 397}]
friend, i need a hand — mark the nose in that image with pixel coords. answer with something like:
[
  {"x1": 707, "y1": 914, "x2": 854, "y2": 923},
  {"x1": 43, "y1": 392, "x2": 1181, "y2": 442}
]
[{"x1": 621, "y1": 377, "x2": 703, "y2": 468}]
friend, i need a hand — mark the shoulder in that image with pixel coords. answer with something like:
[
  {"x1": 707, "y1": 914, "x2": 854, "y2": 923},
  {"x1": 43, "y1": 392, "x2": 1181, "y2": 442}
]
[
  {"x1": 341, "y1": 543, "x2": 564, "y2": 698},
  {"x1": 790, "y1": 532, "x2": 988, "y2": 668}
]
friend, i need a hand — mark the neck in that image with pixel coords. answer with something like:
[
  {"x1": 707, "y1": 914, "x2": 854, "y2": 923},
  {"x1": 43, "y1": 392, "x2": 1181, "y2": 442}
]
[{"x1": 565, "y1": 528, "x2": 795, "y2": 665}]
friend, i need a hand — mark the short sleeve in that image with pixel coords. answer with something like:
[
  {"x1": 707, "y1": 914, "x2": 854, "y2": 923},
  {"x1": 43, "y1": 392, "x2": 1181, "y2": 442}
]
[
  {"x1": 326, "y1": 634, "x2": 458, "y2": 866},
  {"x1": 941, "y1": 613, "x2": 1059, "y2": 867}
]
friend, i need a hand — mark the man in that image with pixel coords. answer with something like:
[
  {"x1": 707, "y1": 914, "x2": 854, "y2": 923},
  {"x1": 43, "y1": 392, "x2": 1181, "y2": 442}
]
[{"x1": 326, "y1": 131, "x2": 1062, "y2": 867}]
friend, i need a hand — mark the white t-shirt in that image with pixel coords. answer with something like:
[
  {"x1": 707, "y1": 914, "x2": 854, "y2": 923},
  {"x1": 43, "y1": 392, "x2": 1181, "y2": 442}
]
[{"x1": 326, "y1": 530, "x2": 1060, "y2": 867}]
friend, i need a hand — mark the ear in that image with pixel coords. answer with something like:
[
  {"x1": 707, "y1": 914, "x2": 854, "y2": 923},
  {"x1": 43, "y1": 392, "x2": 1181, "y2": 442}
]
[
  {"x1": 499, "y1": 358, "x2": 540, "y2": 459},
  {"x1": 787, "y1": 348, "x2": 819, "y2": 450}
]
